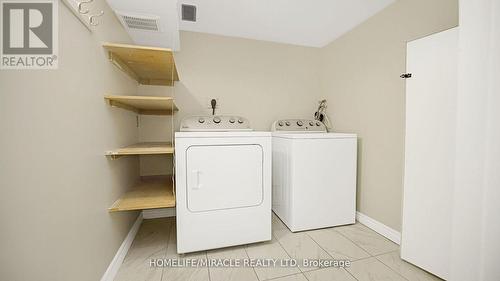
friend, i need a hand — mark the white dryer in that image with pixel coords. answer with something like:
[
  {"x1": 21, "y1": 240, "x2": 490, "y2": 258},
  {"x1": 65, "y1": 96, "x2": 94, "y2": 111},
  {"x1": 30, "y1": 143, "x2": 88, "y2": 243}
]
[
  {"x1": 272, "y1": 119, "x2": 357, "y2": 232},
  {"x1": 175, "y1": 115, "x2": 271, "y2": 253}
]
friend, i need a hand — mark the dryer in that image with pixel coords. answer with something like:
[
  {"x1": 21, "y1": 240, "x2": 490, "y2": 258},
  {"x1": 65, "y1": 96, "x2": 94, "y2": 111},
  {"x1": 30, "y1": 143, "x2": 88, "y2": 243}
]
[
  {"x1": 175, "y1": 115, "x2": 271, "y2": 253},
  {"x1": 272, "y1": 119, "x2": 357, "y2": 232}
]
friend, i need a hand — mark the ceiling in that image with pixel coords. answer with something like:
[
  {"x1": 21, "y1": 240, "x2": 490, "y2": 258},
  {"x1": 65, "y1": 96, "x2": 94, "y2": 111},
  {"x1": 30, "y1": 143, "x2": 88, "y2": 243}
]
[
  {"x1": 106, "y1": 0, "x2": 394, "y2": 50},
  {"x1": 106, "y1": 0, "x2": 180, "y2": 50},
  {"x1": 178, "y1": 0, "x2": 395, "y2": 47}
]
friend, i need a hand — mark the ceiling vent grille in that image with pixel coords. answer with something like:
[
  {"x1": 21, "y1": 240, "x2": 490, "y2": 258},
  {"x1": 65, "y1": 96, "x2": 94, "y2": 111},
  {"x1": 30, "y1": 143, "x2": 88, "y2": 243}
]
[
  {"x1": 181, "y1": 4, "x2": 197, "y2": 22},
  {"x1": 116, "y1": 12, "x2": 161, "y2": 32}
]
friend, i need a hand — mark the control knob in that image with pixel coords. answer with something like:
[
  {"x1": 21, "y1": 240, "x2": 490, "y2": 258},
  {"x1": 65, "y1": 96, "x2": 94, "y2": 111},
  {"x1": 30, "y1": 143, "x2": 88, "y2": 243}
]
[
  {"x1": 229, "y1": 118, "x2": 235, "y2": 123},
  {"x1": 238, "y1": 119, "x2": 244, "y2": 124},
  {"x1": 297, "y1": 120, "x2": 304, "y2": 126},
  {"x1": 213, "y1": 117, "x2": 221, "y2": 124},
  {"x1": 198, "y1": 118, "x2": 205, "y2": 123}
]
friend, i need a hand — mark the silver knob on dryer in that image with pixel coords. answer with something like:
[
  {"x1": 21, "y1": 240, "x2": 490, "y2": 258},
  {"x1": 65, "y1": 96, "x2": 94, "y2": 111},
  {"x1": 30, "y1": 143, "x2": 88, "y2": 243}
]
[
  {"x1": 297, "y1": 120, "x2": 303, "y2": 126},
  {"x1": 278, "y1": 121, "x2": 284, "y2": 127},
  {"x1": 213, "y1": 117, "x2": 221, "y2": 124},
  {"x1": 309, "y1": 121, "x2": 314, "y2": 126},
  {"x1": 229, "y1": 118, "x2": 235, "y2": 123},
  {"x1": 238, "y1": 119, "x2": 244, "y2": 124},
  {"x1": 198, "y1": 118, "x2": 205, "y2": 123},
  {"x1": 285, "y1": 121, "x2": 290, "y2": 126}
]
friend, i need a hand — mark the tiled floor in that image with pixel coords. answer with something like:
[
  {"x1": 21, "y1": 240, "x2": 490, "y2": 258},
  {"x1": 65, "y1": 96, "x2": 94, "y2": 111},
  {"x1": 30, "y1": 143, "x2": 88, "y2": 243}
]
[{"x1": 114, "y1": 214, "x2": 442, "y2": 281}]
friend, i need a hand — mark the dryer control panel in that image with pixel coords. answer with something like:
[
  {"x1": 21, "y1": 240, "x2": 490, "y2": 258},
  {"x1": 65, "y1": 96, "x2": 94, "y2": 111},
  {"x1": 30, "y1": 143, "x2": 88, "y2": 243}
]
[
  {"x1": 180, "y1": 115, "x2": 252, "y2": 132},
  {"x1": 271, "y1": 119, "x2": 326, "y2": 132}
]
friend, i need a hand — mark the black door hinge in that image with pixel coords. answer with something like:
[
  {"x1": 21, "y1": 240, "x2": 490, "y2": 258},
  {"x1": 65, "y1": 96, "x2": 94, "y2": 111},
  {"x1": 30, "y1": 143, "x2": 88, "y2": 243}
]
[{"x1": 400, "y1": 73, "x2": 412, "y2": 79}]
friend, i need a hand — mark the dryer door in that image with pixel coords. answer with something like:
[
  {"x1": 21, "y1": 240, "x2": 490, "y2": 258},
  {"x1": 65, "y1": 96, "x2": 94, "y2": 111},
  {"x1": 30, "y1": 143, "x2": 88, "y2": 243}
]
[{"x1": 186, "y1": 144, "x2": 263, "y2": 212}]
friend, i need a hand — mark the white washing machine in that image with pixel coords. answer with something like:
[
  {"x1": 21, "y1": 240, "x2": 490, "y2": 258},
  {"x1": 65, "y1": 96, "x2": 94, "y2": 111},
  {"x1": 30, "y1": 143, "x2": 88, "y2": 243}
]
[
  {"x1": 272, "y1": 119, "x2": 357, "y2": 232},
  {"x1": 175, "y1": 115, "x2": 271, "y2": 253}
]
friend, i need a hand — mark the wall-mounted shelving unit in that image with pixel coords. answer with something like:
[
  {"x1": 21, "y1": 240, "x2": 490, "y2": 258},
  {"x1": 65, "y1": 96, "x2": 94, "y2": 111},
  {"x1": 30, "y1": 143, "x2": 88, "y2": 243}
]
[
  {"x1": 103, "y1": 42, "x2": 179, "y2": 86},
  {"x1": 104, "y1": 42, "x2": 179, "y2": 213},
  {"x1": 108, "y1": 177, "x2": 175, "y2": 212},
  {"x1": 105, "y1": 95, "x2": 178, "y2": 115},
  {"x1": 105, "y1": 142, "x2": 174, "y2": 159}
]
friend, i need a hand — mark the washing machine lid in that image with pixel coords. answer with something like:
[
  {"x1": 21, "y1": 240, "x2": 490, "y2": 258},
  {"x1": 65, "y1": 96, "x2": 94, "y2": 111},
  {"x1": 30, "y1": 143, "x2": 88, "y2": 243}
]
[
  {"x1": 272, "y1": 132, "x2": 357, "y2": 139},
  {"x1": 176, "y1": 131, "x2": 271, "y2": 138}
]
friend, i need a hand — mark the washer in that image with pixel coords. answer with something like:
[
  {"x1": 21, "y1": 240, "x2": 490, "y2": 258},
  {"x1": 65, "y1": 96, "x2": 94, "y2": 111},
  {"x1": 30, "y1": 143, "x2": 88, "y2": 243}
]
[
  {"x1": 175, "y1": 115, "x2": 271, "y2": 253},
  {"x1": 271, "y1": 119, "x2": 357, "y2": 232}
]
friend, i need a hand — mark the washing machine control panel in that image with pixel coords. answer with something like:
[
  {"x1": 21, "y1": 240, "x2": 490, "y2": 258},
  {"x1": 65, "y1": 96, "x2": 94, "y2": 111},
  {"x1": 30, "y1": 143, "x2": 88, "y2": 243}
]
[
  {"x1": 180, "y1": 115, "x2": 252, "y2": 131},
  {"x1": 272, "y1": 119, "x2": 326, "y2": 132}
]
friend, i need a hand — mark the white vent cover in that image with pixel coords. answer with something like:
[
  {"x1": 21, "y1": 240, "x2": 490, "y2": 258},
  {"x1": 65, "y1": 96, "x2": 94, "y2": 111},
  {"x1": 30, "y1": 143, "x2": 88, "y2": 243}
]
[{"x1": 116, "y1": 11, "x2": 161, "y2": 32}]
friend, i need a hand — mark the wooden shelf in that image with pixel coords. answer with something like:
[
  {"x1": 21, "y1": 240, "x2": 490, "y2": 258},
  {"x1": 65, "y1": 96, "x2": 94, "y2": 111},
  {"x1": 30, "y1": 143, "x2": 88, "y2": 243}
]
[
  {"x1": 109, "y1": 176, "x2": 175, "y2": 212},
  {"x1": 103, "y1": 42, "x2": 179, "y2": 86},
  {"x1": 106, "y1": 142, "x2": 174, "y2": 159},
  {"x1": 105, "y1": 95, "x2": 178, "y2": 115}
]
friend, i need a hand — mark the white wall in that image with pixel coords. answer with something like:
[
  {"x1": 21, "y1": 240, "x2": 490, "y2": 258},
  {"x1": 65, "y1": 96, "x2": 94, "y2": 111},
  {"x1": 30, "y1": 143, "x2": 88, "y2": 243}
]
[
  {"x1": 480, "y1": 3, "x2": 500, "y2": 275},
  {"x1": 0, "y1": 2, "x2": 473, "y2": 280},
  {"x1": 137, "y1": 4, "x2": 459, "y2": 235},
  {"x1": 450, "y1": 0, "x2": 500, "y2": 280},
  {"x1": 174, "y1": 31, "x2": 323, "y2": 131},
  {"x1": 0, "y1": 2, "x2": 140, "y2": 281},
  {"x1": 137, "y1": 31, "x2": 323, "y2": 176},
  {"x1": 136, "y1": 85, "x2": 175, "y2": 176}
]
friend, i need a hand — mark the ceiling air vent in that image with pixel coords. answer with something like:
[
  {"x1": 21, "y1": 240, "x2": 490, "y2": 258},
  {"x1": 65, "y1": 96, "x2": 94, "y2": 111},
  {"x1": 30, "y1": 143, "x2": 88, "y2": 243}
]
[
  {"x1": 181, "y1": 4, "x2": 197, "y2": 22},
  {"x1": 116, "y1": 12, "x2": 161, "y2": 32}
]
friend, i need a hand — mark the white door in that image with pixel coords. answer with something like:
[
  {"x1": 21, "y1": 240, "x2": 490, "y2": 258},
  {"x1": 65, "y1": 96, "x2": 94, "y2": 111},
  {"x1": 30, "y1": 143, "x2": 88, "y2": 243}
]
[
  {"x1": 186, "y1": 144, "x2": 263, "y2": 212},
  {"x1": 401, "y1": 28, "x2": 458, "y2": 280}
]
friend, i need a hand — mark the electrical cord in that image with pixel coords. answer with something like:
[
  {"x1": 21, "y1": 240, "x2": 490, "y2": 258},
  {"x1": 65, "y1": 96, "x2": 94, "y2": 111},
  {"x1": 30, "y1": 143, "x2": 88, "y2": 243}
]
[
  {"x1": 315, "y1": 99, "x2": 333, "y2": 131},
  {"x1": 211, "y1": 99, "x2": 217, "y2": 115}
]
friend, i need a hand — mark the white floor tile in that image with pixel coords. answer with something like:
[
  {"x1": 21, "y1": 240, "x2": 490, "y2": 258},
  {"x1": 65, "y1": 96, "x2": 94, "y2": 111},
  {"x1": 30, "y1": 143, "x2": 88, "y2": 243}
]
[
  {"x1": 162, "y1": 265, "x2": 210, "y2": 281},
  {"x1": 334, "y1": 223, "x2": 399, "y2": 256},
  {"x1": 304, "y1": 267, "x2": 357, "y2": 281},
  {"x1": 273, "y1": 229, "x2": 331, "y2": 272},
  {"x1": 376, "y1": 251, "x2": 443, "y2": 281},
  {"x1": 346, "y1": 257, "x2": 406, "y2": 281},
  {"x1": 114, "y1": 218, "x2": 440, "y2": 281},
  {"x1": 207, "y1": 246, "x2": 258, "y2": 281},
  {"x1": 306, "y1": 228, "x2": 371, "y2": 261},
  {"x1": 114, "y1": 249, "x2": 165, "y2": 281},
  {"x1": 162, "y1": 225, "x2": 210, "y2": 281},
  {"x1": 114, "y1": 218, "x2": 173, "y2": 281},
  {"x1": 272, "y1": 212, "x2": 287, "y2": 231},
  {"x1": 245, "y1": 237, "x2": 300, "y2": 280},
  {"x1": 269, "y1": 273, "x2": 308, "y2": 281}
]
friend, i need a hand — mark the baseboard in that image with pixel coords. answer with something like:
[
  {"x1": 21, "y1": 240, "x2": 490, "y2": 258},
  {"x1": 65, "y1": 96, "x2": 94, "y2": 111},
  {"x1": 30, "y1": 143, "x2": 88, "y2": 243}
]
[
  {"x1": 100, "y1": 213, "x2": 143, "y2": 281},
  {"x1": 356, "y1": 211, "x2": 401, "y2": 245},
  {"x1": 142, "y1": 208, "x2": 176, "y2": 219}
]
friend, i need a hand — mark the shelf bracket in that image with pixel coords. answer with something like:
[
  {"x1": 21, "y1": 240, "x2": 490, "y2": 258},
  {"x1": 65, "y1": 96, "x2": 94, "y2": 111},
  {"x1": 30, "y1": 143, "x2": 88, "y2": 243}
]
[
  {"x1": 106, "y1": 152, "x2": 122, "y2": 160},
  {"x1": 108, "y1": 52, "x2": 141, "y2": 83},
  {"x1": 108, "y1": 99, "x2": 140, "y2": 114}
]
